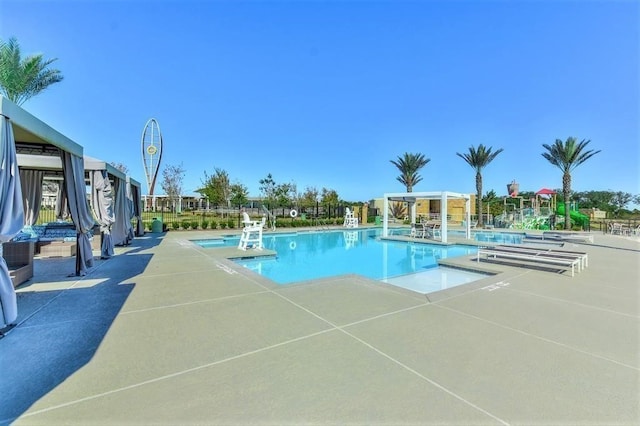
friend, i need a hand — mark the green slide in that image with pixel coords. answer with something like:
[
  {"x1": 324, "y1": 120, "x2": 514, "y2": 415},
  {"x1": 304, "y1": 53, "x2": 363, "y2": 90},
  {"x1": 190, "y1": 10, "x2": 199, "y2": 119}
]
[{"x1": 556, "y1": 203, "x2": 589, "y2": 229}]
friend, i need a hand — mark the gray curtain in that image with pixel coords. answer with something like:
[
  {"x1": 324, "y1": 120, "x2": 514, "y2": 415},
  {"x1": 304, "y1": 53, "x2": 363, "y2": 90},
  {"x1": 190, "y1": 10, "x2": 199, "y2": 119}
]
[
  {"x1": 111, "y1": 177, "x2": 131, "y2": 246},
  {"x1": 61, "y1": 151, "x2": 96, "y2": 276},
  {"x1": 90, "y1": 170, "x2": 115, "y2": 259},
  {"x1": 125, "y1": 180, "x2": 135, "y2": 241},
  {"x1": 19, "y1": 169, "x2": 44, "y2": 226},
  {"x1": 131, "y1": 182, "x2": 144, "y2": 236},
  {"x1": 0, "y1": 114, "x2": 24, "y2": 328}
]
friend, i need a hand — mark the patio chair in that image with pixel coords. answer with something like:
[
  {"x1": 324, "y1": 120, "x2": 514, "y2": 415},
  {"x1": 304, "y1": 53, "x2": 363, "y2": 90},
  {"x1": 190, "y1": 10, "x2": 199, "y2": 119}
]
[{"x1": 426, "y1": 223, "x2": 441, "y2": 239}]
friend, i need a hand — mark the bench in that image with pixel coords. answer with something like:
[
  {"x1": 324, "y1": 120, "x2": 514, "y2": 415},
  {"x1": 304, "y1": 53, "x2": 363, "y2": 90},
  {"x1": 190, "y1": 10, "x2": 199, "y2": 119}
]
[{"x1": 477, "y1": 245, "x2": 585, "y2": 277}]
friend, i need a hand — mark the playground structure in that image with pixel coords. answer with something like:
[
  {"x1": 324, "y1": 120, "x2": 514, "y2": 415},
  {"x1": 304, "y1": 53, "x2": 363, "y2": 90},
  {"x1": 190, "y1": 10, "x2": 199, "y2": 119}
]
[{"x1": 494, "y1": 181, "x2": 590, "y2": 230}]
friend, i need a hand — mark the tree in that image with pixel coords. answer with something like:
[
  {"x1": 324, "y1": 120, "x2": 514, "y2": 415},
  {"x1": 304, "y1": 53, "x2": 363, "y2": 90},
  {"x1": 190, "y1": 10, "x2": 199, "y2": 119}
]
[
  {"x1": 229, "y1": 182, "x2": 249, "y2": 207},
  {"x1": 456, "y1": 144, "x2": 503, "y2": 227},
  {"x1": 482, "y1": 189, "x2": 502, "y2": 219},
  {"x1": 274, "y1": 182, "x2": 294, "y2": 207},
  {"x1": 0, "y1": 37, "x2": 64, "y2": 105},
  {"x1": 390, "y1": 152, "x2": 430, "y2": 192},
  {"x1": 541, "y1": 137, "x2": 601, "y2": 230},
  {"x1": 259, "y1": 173, "x2": 277, "y2": 208},
  {"x1": 160, "y1": 163, "x2": 185, "y2": 212},
  {"x1": 320, "y1": 188, "x2": 340, "y2": 212},
  {"x1": 301, "y1": 186, "x2": 319, "y2": 210},
  {"x1": 611, "y1": 191, "x2": 633, "y2": 217},
  {"x1": 199, "y1": 168, "x2": 231, "y2": 212}
]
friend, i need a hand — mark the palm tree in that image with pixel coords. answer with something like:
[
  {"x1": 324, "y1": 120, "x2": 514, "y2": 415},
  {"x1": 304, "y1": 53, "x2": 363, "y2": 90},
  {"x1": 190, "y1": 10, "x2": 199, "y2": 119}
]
[
  {"x1": 390, "y1": 152, "x2": 430, "y2": 192},
  {"x1": 456, "y1": 144, "x2": 504, "y2": 227},
  {"x1": 542, "y1": 137, "x2": 600, "y2": 230},
  {"x1": 0, "y1": 37, "x2": 63, "y2": 105}
]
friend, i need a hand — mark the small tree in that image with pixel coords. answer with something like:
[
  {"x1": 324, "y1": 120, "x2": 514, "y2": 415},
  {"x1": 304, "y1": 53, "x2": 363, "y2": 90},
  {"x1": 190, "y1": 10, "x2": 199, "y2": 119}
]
[
  {"x1": 301, "y1": 186, "x2": 319, "y2": 210},
  {"x1": 199, "y1": 168, "x2": 231, "y2": 215},
  {"x1": 259, "y1": 173, "x2": 277, "y2": 209},
  {"x1": 160, "y1": 163, "x2": 185, "y2": 212},
  {"x1": 321, "y1": 187, "x2": 340, "y2": 216},
  {"x1": 230, "y1": 182, "x2": 249, "y2": 208}
]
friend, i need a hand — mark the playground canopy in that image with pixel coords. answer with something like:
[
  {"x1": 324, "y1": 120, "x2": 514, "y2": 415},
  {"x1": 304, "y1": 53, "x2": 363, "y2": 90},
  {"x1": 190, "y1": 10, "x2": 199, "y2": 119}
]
[{"x1": 536, "y1": 188, "x2": 556, "y2": 196}]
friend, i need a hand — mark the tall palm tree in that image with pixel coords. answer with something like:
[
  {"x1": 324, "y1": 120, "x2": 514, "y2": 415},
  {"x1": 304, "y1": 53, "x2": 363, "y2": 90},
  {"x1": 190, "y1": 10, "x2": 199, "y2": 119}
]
[
  {"x1": 0, "y1": 37, "x2": 63, "y2": 105},
  {"x1": 390, "y1": 152, "x2": 430, "y2": 192},
  {"x1": 542, "y1": 137, "x2": 600, "y2": 230},
  {"x1": 456, "y1": 144, "x2": 503, "y2": 227}
]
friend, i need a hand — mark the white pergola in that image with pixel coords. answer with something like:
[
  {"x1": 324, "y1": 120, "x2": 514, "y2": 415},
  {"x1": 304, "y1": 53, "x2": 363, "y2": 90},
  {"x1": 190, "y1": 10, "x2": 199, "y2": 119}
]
[{"x1": 382, "y1": 191, "x2": 472, "y2": 243}]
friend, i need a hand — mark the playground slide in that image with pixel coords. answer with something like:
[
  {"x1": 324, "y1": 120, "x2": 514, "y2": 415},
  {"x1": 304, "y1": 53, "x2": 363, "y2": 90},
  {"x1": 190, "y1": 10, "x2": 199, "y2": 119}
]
[{"x1": 556, "y1": 203, "x2": 589, "y2": 229}]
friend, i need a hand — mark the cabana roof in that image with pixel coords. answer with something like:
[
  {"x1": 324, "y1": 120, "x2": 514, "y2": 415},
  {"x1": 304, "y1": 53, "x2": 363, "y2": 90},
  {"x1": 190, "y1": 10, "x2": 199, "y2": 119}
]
[
  {"x1": 0, "y1": 97, "x2": 82, "y2": 157},
  {"x1": 17, "y1": 153, "x2": 127, "y2": 181}
]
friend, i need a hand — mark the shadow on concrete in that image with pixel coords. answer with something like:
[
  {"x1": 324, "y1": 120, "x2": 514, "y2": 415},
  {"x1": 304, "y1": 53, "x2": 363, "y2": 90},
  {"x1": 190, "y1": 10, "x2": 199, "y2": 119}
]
[{"x1": 0, "y1": 234, "x2": 162, "y2": 424}]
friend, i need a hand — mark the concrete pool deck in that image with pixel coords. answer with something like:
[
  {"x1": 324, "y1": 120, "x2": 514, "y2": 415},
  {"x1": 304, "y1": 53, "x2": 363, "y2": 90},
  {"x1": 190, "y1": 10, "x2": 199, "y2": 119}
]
[{"x1": 1, "y1": 228, "x2": 638, "y2": 425}]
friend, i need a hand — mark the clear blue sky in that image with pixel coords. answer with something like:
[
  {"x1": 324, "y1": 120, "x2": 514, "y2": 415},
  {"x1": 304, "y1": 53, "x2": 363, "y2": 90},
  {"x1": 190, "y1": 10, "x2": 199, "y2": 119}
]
[{"x1": 2, "y1": 0, "x2": 638, "y2": 206}]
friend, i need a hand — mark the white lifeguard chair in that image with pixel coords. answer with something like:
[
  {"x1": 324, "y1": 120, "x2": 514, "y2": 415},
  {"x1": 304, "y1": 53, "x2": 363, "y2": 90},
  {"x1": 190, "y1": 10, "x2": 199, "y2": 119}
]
[
  {"x1": 343, "y1": 207, "x2": 359, "y2": 228},
  {"x1": 238, "y1": 212, "x2": 265, "y2": 251}
]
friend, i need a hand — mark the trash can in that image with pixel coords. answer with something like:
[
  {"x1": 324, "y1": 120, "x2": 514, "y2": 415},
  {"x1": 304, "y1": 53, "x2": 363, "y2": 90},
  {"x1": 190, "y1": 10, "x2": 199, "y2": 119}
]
[
  {"x1": 375, "y1": 216, "x2": 381, "y2": 226},
  {"x1": 151, "y1": 218, "x2": 163, "y2": 233}
]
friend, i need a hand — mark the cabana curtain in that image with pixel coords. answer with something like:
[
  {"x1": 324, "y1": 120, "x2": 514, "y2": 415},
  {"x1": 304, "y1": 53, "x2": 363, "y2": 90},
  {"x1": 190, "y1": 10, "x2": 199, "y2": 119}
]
[
  {"x1": 19, "y1": 169, "x2": 44, "y2": 226},
  {"x1": 125, "y1": 180, "x2": 135, "y2": 241},
  {"x1": 90, "y1": 170, "x2": 115, "y2": 259},
  {"x1": 0, "y1": 114, "x2": 24, "y2": 327},
  {"x1": 131, "y1": 183, "x2": 144, "y2": 236},
  {"x1": 61, "y1": 151, "x2": 96, "y2": 276},
  {"x1": 111, "y1": 177, "x2": 132, "y2": 246}
]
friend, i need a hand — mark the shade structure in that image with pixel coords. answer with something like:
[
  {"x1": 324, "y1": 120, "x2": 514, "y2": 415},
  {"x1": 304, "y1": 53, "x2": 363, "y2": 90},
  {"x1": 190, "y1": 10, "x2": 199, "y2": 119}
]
[
  {"x1": 536, "y1": 188, "x2": 556, "y2": 195},
  {"x1": 382, "y1": 191, "x2": 472, "y2": 242},
  {"x1": 0, "y1": 113, "x2": 24, "y2": 328}
]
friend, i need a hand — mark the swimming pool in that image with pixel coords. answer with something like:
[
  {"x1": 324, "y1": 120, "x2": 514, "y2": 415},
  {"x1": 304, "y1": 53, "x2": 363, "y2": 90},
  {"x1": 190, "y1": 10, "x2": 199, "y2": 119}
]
[{"x1": 193, "y1": 229, "x2": 487, "y2": 293}]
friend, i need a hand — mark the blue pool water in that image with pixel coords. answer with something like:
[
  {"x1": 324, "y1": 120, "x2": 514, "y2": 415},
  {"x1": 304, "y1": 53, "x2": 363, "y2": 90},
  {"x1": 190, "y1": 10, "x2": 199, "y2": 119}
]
[
  {"x1": 390, "y1": 228, "x2": 525, "y2": 244},
  {"x1": 193, "y1": 229, "x2": 483, "y2": 289},
  {"x1": 451, "y1": 230, "x2": 525, "y2": 244}
]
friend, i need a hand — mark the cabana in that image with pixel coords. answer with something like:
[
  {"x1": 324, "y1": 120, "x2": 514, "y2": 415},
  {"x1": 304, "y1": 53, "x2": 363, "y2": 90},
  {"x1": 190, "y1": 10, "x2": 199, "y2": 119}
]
[
  {"x1": 1, "y1": 97, "x2": 95, "y2": 277},
  {"x1": 16, "y1": 153, "x2": 130, "y2": 258},
  {"x1": 382, "y1": 191, "x2": 472, "y2": 243}
]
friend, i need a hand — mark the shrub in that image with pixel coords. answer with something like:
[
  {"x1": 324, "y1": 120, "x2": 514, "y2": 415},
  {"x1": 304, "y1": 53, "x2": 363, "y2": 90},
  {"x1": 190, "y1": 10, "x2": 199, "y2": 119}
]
[
  {"x1": 210, "y1": 220, "x2": 217, "y2": 230},
  {"x1": 181, "y1": 221, "x2": 191, "y2": 230},
  {"x1": 227, "y1": 219, "x2": 235, "y2": 229},
  {"x1": 191, "y1": 222, "x2": 198, "y2": 230},
  {"x1": 220, "y1": 222, "x2": 227, "y2": 229},
  {"x1": 201, "y1": 220, "x2": 209, "y2": 229},
  {"x1": 172, "y1": 221, "x2": 180, "y2": 230}
]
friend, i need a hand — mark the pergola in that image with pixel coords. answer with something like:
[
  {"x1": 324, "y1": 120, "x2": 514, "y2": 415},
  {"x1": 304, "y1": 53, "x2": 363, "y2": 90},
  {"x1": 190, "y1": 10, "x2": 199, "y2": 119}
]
[{"x1": 382, "y1": 191, "x2": 472, "y2": 243}]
